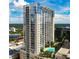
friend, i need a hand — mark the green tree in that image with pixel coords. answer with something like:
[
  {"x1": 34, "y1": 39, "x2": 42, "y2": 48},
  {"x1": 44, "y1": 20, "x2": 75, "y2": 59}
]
[
  {"x1": 51, "y1": 41, "x2": 54, "y2": 47},
  {"x1": 20, "y1": 31, "x2": 23, "y2": 36},
  {"x1": 9, "y1": 38, "x2": 16, "y2": 42},
  {"x1": 40, "y1": 48, "x2": 44, "y2": 52}
]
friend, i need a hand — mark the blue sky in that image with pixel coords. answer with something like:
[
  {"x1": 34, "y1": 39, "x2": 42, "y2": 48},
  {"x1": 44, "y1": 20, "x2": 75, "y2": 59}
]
[{"x1": 9, "y1": 0, "x2": 70, "y2": 24}]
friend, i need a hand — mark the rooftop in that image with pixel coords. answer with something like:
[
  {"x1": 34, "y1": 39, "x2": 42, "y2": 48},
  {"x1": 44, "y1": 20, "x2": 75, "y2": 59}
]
[{"x1": 55, "y1": 47, "x2": 70, "y2": 56}]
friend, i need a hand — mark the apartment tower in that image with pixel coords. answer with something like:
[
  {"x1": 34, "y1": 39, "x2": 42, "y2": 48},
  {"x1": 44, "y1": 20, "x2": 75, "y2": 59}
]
[{"x1": 23, "y1": 3, "x2": 54, "y2": 59}]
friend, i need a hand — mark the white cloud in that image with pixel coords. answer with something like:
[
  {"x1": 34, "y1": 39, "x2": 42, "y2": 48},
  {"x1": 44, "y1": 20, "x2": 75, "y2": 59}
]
[
  {"x1": 13, "y1": 0, "x2": 29, "y2": 8},
  {"x1": 9, "y1": 16, "x2": 23, "y2": 24},
  {"x1": 9, "y1": 0, "x2": 14, "y2": 3},
  {"x1": 54, "y1": 14, "x2": 69, "y2": 20},
  {"x1": 10, "y1": 8, "x2": 16, "y2": 12},
  {"x1": 54, "y1": 14, "x2": 70, "y2": 24}
]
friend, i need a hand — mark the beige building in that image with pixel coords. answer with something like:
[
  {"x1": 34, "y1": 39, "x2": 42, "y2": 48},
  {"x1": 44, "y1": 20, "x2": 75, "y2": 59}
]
[
  {"x1": 55, "y1": 47, "x2": 70, "y2": 59},
  {"x1": 23, "y1": 3, "x2": 54, "y2": 59}
]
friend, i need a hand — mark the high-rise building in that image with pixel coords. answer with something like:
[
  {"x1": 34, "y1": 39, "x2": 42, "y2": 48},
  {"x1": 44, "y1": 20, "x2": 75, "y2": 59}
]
[{"x1": 23, "y1": 3, "x2": 54, "y2": 59}]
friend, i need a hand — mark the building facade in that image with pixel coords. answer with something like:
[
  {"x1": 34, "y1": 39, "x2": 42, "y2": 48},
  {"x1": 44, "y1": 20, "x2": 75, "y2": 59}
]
[
  {"x1": 20, "y1": 49, "x2": 27, "y2": 59},
  {"x1": 23, "y1": 3, "x2": 54, "y2": 59}
]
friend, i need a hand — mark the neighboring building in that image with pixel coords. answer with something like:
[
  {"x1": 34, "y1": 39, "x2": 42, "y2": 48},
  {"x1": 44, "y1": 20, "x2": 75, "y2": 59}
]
[
  {"x1": 9, "y1": 49, "x2": 20, "y2": 59},
  {"x1": 9, "y1": 42, "x2": 24, "y2": 59},
  {"x1": 10, "y1": 27, "x2": 16, "y2": 32},
  {"x1": 9, "y1": 42, "x2": 24, "y2": 50},
  {"x1": 55, "y1": 47, "x2": 70, "y2": 59},
  {"x1": 55, "y1": 27, "x2": 70, "y2": 42},
  {"x1": 23, "y1": 3, "x2": 54, "y2": 59},
  {"x1": 9, "y1": 34, "x2": 21, "y2": 39},
  {"x1": 62, "y1": 39, "x2": 70, "y2": 49}
]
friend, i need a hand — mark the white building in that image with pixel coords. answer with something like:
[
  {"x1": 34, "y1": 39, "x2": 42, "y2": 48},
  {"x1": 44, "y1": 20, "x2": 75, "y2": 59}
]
[
  {"x1": 23, "y1": 3, "x2": 54, "y2": 59},
  {"x1": 10, "y1": 27, "x2": 16, "y2": 32}
]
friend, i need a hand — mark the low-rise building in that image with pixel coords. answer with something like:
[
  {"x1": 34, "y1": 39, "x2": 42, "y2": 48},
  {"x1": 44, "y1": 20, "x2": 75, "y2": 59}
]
[
  {"x1": 55, "y1": 47, "x2": 70, "y2": 59},
  {"x1": 9, "y1": 49, "x2": 19, "y2": 59},
  {"x1": 10, "y1": 27, "x2": 16, "y2": 32},
  {"x1": 9, "y1": 41, "x2": 24, "y2": 50}
]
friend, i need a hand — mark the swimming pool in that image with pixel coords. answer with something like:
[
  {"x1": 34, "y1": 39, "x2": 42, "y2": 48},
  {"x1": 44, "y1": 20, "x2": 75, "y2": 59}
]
[
  {"x1": 44, "y1": 47, "x2": 55, "y2": 53},
  {"x1": 47, "y1": 47, "x2": 55, "y2": 52}
]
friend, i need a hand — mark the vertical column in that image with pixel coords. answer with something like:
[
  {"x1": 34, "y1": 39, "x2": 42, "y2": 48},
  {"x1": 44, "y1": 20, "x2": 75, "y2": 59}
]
[
  {"x1": 41, "y1": 9, "x2": 45, "y2": 48},
  {"x1": 34, "y1": 5, "x2": 41, "y2": 55},
  {"x1": 24, "y1": 6, "x2": 31, "y2": 59},
  {"x1": 52, "y1": 11, "x2": 55, "y2": 43},
  {"x1": 35, "y1": 13, "x2": 41, "y2": 55},
  {"x1": 29, "y1": 7, "x2": 32, "y2": 59},
  {"x1": 43, "y1": 10, "x2": 46, "y2": 46}
]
